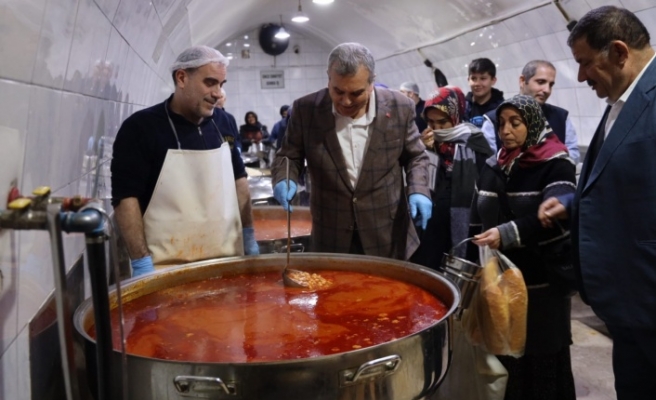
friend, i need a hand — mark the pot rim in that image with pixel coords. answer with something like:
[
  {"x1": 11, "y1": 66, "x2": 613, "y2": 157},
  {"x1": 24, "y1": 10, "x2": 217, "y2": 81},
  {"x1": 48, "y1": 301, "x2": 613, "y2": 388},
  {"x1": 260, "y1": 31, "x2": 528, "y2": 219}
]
[{"x1": 74, "y1": 253, "x2": 460, "y2": 366}]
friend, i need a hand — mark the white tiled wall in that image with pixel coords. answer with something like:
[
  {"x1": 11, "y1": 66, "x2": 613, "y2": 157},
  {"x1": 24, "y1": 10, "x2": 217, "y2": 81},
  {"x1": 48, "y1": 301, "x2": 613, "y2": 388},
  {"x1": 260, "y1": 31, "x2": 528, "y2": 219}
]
[
  {"x1": 0, "y1": 0, "x2": 655, "y2": 398},
  {"x1": 377, "y1": 1, "x2": 656, "y2": 148},
  {"x1": 217, "y1": 28, "x2": 332, "y2": 131},
  {"x1": 0, "y1": 0, "x2": 184, "y2": 398}
]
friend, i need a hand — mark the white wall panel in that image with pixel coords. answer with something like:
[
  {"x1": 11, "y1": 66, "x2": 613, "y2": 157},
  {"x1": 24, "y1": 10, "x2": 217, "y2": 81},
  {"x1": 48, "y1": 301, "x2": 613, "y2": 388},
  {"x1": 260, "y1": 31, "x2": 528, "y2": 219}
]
[
  {"x1": 93, "y1": 0, "x2": 119, "y2": 21},
  {"x1": 63, "y1": 0, "x2": 112, "y2": 96},
  {"x1": 561, "y1": 0, "x2": 594, "y2": 20},
  {"x1": 104, "y1": 27, "x2": 130, "y2": 102},
  {"x1": 217, "y1": 28, "x2": 332, "y2": 129},
  {"x1": 22, "y1": 86, "x2": 62, "y2": 192},
  {"x1": 112, "y1": 0, "x2": 161, "y2": 68},
  {"x1": 0, "y1": 79, "x2": 30, "y2": 356},
  {"x1": 0, "y1": 0, "x2": 46, "y2": 83},
  {"x1": 518, "y1": 38, "x2": 548, "y2": 63},
  {"x1": 503, "y1": 12, "x2": 534, "y2": 41},
  {"x1": 635, "y1": 8, "x2": 656, "y2": 46},
  {"x1": 537, "y1": 33, "x2": 570, "y2": 62},
  {"x1": 521, "y1": 7, "x2": 562, "y2": 36},
  {"x1": 32, "y1": 0, "x2": 79, "y2": 90},
  {"x1": 622, "y1": 0, "x2": 656, "y2": 12},
  {"x1": 586, "y1": 0, "x2": 624, "y2": 9}
]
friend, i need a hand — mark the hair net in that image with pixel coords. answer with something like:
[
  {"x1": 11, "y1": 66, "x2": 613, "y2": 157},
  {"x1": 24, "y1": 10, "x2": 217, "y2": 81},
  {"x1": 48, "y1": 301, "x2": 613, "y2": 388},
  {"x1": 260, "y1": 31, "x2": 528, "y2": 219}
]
[
  {"x1": 399, "y1": 81, "x2": 420, "y2": 95},
  {"x1": 170, "y1": 46, "x2": 229, "y2": 73}
]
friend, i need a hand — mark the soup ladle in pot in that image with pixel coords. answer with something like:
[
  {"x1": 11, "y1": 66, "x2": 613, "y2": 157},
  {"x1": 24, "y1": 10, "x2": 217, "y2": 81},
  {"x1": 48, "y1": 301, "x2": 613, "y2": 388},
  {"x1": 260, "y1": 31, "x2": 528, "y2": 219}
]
[{"x1": 281, "y1": 157, "x2": 310, "y2": 288}]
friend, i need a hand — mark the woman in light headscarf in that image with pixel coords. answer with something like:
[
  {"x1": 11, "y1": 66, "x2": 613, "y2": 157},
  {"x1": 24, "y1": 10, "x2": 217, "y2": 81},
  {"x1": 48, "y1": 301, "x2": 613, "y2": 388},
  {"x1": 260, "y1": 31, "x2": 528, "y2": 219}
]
[
  {"x1": 471, "y1": 95, "x2": 576, "y2": 400},
  {"x1": 410, "y1": 86, "x2": 493, "y2": 268}
]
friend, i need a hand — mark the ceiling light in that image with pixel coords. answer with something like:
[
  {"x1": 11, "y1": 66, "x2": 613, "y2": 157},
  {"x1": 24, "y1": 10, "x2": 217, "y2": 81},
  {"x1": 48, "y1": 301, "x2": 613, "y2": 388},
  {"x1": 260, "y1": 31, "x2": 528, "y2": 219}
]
[
  {"x1": 226, "y1": 42, "x2": 232, "y2": 46},
  {"x1": 243, "y1": 43, "x2": 250, "y2": 47},
  {"x1": 275, "y1": 27, "x2": 290, "y2": 39},
  {"x1": 275, "y1": 15, "x2": 290, "y2": 39},
  {"x1": 292, "y1": 0, "x2": 309, "y2": 23},
  {"x1": 313, "y1": 0, "x2": 334, "y2": 4}
]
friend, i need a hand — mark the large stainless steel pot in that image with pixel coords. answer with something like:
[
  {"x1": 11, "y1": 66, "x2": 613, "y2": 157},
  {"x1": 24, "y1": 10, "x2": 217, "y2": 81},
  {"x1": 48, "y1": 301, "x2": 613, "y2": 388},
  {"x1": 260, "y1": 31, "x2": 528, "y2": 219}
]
[
  {"x1": 74, "y1": 253, "x2": 460, "y2": 400},
  {"x1": 252, "y1": 206, "x2": 312, "y2": 254}
]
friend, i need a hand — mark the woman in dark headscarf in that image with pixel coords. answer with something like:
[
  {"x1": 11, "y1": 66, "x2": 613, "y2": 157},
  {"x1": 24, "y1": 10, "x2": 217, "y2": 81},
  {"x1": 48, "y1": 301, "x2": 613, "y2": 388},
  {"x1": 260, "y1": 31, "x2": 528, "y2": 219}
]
[
  {"x1": 239, "y1": 111, "x2": 269, "y2": 152},
  {"x1": 471, "y1": 95, "x2": 577, "y2": 400},
  {"x1": 410, "y1": 86, "x2": 493, "y2": 268}
]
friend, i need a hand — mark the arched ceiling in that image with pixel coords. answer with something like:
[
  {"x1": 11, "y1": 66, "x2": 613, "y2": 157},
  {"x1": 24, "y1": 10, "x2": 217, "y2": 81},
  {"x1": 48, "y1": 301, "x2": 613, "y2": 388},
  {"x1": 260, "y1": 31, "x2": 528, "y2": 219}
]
[{"x1": 187, "y1": 0, "x2": 556, "y2": 59}]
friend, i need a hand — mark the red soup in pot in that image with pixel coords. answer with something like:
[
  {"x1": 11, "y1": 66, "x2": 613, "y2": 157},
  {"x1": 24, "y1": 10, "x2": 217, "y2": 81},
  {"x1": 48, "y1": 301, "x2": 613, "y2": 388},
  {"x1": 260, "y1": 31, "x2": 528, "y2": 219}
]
[{"x1": 89, "y1": 270, "x2": 447, "y2": 363}]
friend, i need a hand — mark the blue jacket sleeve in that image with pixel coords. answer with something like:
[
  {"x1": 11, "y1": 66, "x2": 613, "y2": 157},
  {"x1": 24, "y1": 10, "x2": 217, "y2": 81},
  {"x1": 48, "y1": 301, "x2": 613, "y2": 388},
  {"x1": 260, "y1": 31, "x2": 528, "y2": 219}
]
[{"x1": 556, "y1": 192, "x2": 575, "y2": 215}]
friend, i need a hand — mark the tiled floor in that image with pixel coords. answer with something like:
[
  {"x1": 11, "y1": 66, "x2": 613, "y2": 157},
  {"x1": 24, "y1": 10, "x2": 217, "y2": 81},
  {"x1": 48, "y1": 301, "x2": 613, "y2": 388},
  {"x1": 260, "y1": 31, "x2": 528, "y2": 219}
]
[{"x1": 570, "y1": 295, "x2": 616, "y2": 400}]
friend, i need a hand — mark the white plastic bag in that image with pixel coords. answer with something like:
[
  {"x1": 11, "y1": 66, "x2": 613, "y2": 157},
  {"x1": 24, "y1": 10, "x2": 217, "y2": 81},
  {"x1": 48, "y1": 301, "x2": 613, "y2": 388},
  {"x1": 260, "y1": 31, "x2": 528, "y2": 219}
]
[
  {"x1": 432, "y1": 320, "x2": 508, "y2": 400},
  {"x1": 463, "y1": 246, "x2": 528, "y2": 357}
]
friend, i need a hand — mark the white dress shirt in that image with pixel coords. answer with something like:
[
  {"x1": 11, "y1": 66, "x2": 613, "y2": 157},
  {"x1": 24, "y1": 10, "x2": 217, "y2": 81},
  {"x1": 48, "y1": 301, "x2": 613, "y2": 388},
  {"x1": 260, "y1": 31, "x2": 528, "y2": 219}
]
[
  {"x1": 605, "y1": 53, "x2": 656, "y2": 137},
  {"x1": 332, "y1": 90, "x2": 377, "y2": 188}
]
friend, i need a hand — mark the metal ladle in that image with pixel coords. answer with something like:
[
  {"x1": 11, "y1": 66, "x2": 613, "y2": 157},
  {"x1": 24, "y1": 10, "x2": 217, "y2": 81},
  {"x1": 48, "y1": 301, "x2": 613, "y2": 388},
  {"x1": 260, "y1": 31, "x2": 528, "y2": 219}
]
[{"x1": 281, "y1": 157, "x2": 309, "y2": 288}]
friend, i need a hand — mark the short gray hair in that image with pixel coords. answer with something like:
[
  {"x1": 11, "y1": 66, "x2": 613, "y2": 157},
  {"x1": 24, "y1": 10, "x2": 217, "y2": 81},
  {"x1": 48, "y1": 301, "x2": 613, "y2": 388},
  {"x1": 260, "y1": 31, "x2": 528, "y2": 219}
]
[
  {"x1": 521, "y1": 60, "x2": 556, "y2": 82},
  {"x1": 400, "y1": 82, "x2": 420, "y2": 95},
  {"x1": 327, "y1": 43, "x2": 375, "y2": 84}
]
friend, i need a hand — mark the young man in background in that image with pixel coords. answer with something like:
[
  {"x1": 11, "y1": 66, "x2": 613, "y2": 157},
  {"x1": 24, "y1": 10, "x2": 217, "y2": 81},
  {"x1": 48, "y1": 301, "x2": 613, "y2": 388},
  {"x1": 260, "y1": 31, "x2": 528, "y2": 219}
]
[{"x1": 465, "y1": 58, "x2": 504, "y2": 128}]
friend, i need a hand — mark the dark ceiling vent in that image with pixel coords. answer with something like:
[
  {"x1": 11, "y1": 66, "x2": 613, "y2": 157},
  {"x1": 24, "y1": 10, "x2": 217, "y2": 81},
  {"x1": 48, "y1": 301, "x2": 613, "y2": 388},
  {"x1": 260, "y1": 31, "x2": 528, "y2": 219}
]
[{"x1": 259, "y1": 23, "x2": 289, "y2": 56}]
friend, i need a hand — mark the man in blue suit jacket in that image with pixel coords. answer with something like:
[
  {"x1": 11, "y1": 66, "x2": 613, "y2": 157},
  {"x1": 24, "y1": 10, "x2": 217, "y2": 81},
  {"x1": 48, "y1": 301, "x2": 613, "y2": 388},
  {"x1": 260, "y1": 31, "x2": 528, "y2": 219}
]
[{"x1": 538, "y1": 6, "x2": 656, "y2": 400}]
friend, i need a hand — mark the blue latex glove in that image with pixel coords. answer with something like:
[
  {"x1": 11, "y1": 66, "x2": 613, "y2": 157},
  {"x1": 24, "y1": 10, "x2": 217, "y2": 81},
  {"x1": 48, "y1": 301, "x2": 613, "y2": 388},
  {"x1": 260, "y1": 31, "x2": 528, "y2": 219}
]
[
  {"x1": 409, "y1": 193, "x2": 432, "y2": 230},
  {"x1": 242, "y1": 227, "x2": 260, "y2": 255},
  {"x1": 273, "y1": 180, "x2": 297, "y2": 212},
  {"x1": 131, "y1": 255, "x2": 155, "y2": 277}
]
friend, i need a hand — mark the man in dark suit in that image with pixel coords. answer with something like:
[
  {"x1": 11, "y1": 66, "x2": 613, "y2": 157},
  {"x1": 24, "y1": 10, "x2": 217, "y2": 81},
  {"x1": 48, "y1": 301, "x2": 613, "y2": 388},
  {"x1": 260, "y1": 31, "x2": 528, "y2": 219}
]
[
  {"x1": 538, "y1": 6, "x2": 656, "y2": 400},
  {"x1": 271, "y1": 42, "x2": 432, "y2": 260}
]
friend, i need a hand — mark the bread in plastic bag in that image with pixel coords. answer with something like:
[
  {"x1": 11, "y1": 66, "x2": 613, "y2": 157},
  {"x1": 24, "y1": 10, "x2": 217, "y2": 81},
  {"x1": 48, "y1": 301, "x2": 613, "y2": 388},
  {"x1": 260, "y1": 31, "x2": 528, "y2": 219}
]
[{"x1": 463, "y1": 246, "x2": 528, "y2": 357}]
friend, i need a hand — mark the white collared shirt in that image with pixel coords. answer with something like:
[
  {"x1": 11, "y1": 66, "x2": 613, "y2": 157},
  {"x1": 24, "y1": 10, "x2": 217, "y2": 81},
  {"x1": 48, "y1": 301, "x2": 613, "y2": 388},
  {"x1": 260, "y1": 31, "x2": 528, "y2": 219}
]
[
  {"x1": 605, "y1": 52, "x2": 656, "y2": 137},
  {"x1": 332, "y1": 89, "x2": 377, "y2": 187}
]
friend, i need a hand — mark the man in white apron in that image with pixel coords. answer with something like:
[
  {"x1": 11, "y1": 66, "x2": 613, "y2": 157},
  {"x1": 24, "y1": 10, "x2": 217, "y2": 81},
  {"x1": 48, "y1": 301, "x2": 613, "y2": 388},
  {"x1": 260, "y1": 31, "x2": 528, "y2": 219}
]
[{"x1": 111, "y1": 46, "x2": 259, "y2": 276}]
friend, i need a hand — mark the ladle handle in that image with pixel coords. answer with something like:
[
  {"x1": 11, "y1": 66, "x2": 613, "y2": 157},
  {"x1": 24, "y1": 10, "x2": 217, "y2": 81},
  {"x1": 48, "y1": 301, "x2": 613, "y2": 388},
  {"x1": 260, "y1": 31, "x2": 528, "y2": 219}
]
[{"x1": 285, "y1": 157, "x2": 291, "y2": 266}]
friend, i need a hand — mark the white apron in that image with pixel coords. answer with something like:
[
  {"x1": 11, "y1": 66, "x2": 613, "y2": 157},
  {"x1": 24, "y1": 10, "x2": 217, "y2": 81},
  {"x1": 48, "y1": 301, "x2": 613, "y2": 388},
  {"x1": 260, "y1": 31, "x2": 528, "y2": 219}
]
[{"x1": 143, "y1": 104, "x2": 243, "y2": 265}]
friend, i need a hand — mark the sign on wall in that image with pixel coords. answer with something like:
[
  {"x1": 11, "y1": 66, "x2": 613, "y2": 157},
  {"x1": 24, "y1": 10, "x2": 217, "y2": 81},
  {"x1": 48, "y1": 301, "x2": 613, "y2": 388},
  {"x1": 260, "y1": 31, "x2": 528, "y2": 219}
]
[{"x1": 260, "y1": 70, "x2": 284, "y2": 89}]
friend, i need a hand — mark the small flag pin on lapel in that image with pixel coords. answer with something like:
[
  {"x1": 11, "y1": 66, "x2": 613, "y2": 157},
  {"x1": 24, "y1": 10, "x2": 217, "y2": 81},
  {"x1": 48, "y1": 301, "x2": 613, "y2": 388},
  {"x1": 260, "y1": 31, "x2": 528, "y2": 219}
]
[{"x1": 385, "y1": 112, "x2": 391, "y2": 118}]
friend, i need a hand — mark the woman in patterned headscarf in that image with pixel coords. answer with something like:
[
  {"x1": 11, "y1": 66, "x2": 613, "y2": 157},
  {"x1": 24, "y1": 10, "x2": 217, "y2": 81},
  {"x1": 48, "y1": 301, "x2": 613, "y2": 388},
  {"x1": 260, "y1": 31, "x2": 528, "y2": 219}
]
[
  {"x1": 471, "y1": 95, "x2": 577, "y2": 400},
  {"x1": 410, "y1": 86, "x2": 493, "y2": 268}
]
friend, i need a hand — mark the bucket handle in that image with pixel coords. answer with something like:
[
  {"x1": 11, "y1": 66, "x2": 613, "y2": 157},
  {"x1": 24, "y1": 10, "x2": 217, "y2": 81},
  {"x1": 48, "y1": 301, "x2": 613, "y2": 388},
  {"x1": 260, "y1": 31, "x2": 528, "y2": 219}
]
[{"x1": 448, "y1": 237, "x2": 474, "y2": 256}]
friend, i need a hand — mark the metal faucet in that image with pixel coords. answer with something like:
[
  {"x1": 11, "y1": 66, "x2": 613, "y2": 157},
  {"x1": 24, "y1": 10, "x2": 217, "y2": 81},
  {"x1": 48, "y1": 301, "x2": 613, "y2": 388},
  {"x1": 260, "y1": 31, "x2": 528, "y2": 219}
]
[{"x1": 1, "y1": 187, "x2": 122, "y2": 400}]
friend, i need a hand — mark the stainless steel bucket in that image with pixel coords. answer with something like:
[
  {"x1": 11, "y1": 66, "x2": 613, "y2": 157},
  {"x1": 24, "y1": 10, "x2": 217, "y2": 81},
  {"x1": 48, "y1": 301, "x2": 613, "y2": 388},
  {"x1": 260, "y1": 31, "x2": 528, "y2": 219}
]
[{"x1": 439, "y1": 238, "x2": 483, "y2": 319}]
